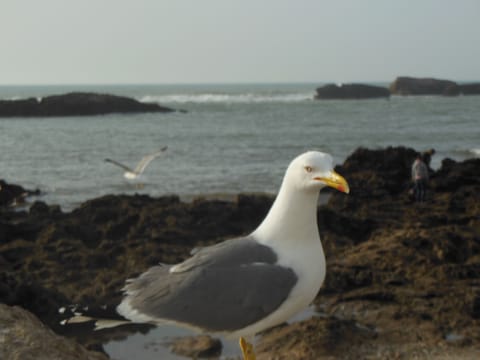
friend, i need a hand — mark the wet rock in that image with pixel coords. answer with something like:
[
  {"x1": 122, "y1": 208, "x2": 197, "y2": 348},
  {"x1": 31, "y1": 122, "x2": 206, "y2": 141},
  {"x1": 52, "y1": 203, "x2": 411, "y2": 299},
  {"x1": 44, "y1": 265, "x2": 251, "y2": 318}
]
[
  {"x1": 0, "y1": 92, "x2": 178, "y2": 117},
  {"x1": 0, "y1": 179, "x2": 39, "y2": 207},
  {"x1": 169, "y1": 335, "x2": 222, "y2": 358},
  {"x1": 314, "y1": 83, "x2": 390, "y2": 99},
  {"x1": 336, "y1": 146, "x2": 417, "y2": 192},
  {"x1": 257, "y1": 316, "x2": 374, "y2": 360},
  {"x1": 0, "y1": 271, "x2": 71, "y2": 333},
  {"x1": 313, "y1": 145, "x2": 480, "y2": 358},
  {"x1": 0, "y1": 303, "x2": 108, "y2": 360},
  {"x1": 29, "y1": 200, "x2": 60, "y2": 215},
  {"x1": 469, "y1": 292, "x2": 480, "y2": 319},
  {"x1": 328, "y1": 146, "x2": 418, "y2": 217},
  {"x1": 431, "y1": 158, "x2": 480, "y2": 192}
]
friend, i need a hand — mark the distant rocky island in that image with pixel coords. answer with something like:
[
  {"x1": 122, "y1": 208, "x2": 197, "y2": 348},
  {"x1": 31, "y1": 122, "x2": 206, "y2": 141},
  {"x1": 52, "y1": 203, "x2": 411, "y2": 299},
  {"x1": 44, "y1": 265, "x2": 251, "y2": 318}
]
[
  {"x1": 315, "y1": 76, "x2": 480, "y2": 100},
  {"x1": 0, "y1": 92, "x2": 178, "y2": 117},
  {"x1": 389, "y1": 76, "x2": 480, "y2": 96},
  {"x1": 314, "y1": 83, "x2": 390, "y2": 100}
]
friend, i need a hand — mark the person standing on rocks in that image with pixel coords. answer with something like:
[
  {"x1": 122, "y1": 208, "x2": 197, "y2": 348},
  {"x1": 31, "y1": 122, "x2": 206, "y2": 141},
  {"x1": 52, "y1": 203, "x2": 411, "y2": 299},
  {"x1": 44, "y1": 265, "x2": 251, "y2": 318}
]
[
  {"x1": 411, "y1": 154, "x2": 429, "y2": 202},
  {"x1": 422, "y1": 148, "x2": 436, "y2": 173}
]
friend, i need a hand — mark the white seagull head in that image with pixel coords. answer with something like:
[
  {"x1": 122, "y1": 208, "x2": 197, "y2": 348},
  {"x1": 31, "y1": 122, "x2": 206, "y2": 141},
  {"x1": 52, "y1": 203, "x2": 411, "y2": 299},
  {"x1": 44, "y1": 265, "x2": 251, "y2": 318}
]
[{"x1": 285, "y1": 151, "x2": 350, "y2": 194}]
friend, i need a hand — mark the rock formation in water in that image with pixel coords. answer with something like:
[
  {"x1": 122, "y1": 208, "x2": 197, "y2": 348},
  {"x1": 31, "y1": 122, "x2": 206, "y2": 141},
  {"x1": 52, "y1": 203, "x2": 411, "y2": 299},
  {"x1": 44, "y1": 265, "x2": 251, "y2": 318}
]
[
  {"x1": 390, "y1": 76, "x2": 480, "y2": 96},
  {"x1": 0, "y1": 92, "x2": 177, "y2": 117},
  {"x1": 389, "y1": 76, "x2": 457, "y2": 95},
  {"x1": 314, "y1": 83, "x2": 390, "y2": 99}
]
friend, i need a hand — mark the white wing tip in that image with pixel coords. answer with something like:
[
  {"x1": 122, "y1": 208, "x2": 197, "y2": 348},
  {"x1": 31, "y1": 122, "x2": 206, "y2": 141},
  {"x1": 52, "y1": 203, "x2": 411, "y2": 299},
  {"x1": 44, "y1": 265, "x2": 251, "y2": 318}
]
[{"x1": 117, "y1": 299, "x2": 154, "y2": 323}]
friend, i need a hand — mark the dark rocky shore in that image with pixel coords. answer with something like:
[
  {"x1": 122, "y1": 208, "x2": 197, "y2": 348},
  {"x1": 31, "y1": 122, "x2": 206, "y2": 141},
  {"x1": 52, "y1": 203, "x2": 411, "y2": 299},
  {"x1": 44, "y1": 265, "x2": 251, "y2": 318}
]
[
  {"x1": 0, "y1": 92, "x2": 177, "y2": 117},
  {"x1": 1, "y1": 147, "x2": 479, "y2": 359}
]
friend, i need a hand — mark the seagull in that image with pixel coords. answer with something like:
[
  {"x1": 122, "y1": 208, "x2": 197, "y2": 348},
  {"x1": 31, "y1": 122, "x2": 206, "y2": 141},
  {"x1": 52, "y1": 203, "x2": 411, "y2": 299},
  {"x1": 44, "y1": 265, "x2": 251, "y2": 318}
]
[
  {"x1": 114, "y1": 150, "x2": 349, "y2": 359},
  {"x1": 105, "y1": 146, "x2": 168, "y2": 180}
]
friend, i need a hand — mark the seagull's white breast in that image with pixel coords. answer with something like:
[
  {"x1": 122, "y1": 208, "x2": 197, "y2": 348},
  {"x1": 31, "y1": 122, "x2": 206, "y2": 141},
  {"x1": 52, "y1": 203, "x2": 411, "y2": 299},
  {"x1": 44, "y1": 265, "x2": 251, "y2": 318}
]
[{"x1": 124, "y1": 171, "x2": 138, "y2": 180}]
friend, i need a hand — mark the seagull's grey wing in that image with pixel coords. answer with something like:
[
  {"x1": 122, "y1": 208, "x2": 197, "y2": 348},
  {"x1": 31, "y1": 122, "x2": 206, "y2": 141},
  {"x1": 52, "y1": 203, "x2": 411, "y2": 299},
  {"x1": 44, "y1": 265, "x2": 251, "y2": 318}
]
[
  {"x1": 133, "y1": 146, "x2": 168, "y2": 174},
  {"x1": 170, "y1": 236, "x2": 277, "y2": 272},
  {"x1": 119, "y1": 237, "x2": 297, "y2": 332},
  {"x1": 105, "y1": 158, "x2": 134, "y2": 172}
]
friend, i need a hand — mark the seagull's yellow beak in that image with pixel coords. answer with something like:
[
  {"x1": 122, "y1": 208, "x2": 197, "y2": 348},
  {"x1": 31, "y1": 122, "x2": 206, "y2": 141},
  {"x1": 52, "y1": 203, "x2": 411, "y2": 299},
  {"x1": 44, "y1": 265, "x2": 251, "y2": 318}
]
[{"x1": 315, "y1": 170, "x2": 350, "y2": 194}]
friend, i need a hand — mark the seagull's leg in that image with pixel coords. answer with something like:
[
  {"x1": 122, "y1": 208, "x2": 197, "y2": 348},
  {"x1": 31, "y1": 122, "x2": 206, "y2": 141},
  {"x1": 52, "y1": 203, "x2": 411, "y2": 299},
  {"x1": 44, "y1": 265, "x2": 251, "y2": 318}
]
[{"x1": 239, "y1": 337, "x2": 256, "y2": 360}]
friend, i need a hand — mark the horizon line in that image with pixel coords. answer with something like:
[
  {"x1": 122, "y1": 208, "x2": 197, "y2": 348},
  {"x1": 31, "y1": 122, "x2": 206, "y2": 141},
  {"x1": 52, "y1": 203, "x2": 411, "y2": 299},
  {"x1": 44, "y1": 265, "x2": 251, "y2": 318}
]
[{"x1": 0, "y1": 78, "x2": 479, "y2": 87}]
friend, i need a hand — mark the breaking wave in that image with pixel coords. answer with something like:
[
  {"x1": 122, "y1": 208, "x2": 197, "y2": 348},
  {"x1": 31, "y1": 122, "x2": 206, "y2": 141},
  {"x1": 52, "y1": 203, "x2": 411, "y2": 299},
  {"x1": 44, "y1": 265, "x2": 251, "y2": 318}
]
[
  {"x1": 140, "y1": 92, "x2": 313, "y2": 104},
  {"x1": 451, "y1": 148, "x2": 480, "y2": 159},
  {"x1": 469, "y1": 148, "x2": 480, "y2": 157}
]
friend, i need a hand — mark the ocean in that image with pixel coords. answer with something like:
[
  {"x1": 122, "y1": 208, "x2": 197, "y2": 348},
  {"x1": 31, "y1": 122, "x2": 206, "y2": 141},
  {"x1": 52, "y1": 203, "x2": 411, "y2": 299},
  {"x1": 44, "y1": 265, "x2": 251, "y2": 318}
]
[
  {"x1": 1, "y1": 83, "x2": 478, "y2": 211},
  {"x1": 1, "y1": 83, "x2": 479, "y2": 358}
]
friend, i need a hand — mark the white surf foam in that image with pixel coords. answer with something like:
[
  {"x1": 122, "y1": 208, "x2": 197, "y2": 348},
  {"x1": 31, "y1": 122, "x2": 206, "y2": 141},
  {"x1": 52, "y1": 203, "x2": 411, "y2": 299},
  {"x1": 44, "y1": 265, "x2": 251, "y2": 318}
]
[
  {"x1": 469, "y1": 148, "x2": 480, "y2": 157},
  {"x1": 140, "y1": 92, "x2": 313, "y2": 104}
]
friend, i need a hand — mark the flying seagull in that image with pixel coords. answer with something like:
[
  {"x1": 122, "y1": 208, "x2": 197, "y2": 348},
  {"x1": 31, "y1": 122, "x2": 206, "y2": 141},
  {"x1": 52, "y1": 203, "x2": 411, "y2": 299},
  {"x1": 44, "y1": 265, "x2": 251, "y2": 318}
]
[
  {"x1": 105, "y1": 146, "x2": 167, "y2": 180},
  {"x1": 65, "y1": 151, "x2": 349, "y2": 359}
]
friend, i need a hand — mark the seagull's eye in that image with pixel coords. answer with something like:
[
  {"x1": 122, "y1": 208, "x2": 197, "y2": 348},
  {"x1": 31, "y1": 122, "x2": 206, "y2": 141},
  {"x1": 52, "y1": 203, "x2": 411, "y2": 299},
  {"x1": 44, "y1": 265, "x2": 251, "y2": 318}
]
[{"x1": 304, "y1": 166, "x2": 313, "y2": 173}]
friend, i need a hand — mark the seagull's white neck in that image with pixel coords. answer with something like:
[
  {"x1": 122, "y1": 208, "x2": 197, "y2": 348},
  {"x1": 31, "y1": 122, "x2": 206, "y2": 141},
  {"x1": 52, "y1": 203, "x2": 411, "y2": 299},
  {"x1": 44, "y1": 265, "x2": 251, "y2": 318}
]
[{"x1": 252, "y1": 179, "x2": 321, "y2": 246}]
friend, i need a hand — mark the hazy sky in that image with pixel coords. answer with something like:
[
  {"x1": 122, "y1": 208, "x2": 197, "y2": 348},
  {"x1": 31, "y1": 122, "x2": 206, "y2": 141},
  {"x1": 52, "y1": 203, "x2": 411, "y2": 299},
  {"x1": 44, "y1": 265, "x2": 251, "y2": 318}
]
[{"x1": 1, "y1": 0, "x2": 479, "y2": 84}]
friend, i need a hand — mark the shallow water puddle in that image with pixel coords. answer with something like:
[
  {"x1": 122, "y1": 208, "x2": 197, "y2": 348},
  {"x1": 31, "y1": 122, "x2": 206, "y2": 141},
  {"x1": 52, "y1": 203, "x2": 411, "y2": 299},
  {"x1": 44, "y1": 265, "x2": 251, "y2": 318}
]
[{"x1": 104, "y1": 306, "x2": 321, "y2": 360}]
